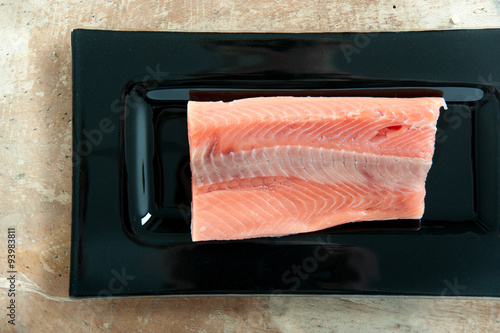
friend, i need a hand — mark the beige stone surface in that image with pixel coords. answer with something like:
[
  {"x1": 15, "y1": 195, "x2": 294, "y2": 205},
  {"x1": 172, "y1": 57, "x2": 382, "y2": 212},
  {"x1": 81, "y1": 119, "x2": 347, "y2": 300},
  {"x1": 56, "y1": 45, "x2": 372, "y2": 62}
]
[{"x1": 1, "y1": 0, "x2": 500, "y2": 331}]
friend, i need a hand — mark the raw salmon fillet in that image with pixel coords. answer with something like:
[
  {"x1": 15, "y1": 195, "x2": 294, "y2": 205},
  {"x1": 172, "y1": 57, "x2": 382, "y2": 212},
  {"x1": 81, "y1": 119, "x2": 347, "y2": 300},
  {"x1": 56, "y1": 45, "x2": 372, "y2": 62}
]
[{"x1": 188, "y1": 96, "x2": 446, "y2": 241}]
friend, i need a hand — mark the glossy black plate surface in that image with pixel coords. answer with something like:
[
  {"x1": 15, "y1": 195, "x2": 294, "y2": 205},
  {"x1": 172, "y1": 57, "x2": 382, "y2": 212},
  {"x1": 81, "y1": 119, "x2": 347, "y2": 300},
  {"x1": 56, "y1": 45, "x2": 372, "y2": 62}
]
[{"x1": 71, "y1": 29, "x2": 500, "y2": 298}]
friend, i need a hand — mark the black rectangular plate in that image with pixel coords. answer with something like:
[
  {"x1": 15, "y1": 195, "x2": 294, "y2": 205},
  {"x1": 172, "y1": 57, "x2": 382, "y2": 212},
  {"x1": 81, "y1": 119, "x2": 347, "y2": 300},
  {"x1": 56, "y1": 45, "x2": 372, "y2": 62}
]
[{"x1": 71, "y1": 29, "x2": 500, "y2": 298}]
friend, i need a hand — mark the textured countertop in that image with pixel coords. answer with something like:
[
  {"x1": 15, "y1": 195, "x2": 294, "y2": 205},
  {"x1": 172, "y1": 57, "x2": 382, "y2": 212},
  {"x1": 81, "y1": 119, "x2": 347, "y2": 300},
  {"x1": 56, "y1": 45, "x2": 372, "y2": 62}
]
[{"x1": 1, "y1": 0, "x2": 500, "y2": 332}]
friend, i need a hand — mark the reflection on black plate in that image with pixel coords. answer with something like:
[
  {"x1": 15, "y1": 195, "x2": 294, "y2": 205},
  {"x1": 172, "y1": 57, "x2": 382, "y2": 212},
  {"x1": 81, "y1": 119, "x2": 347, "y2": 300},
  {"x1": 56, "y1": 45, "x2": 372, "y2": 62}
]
[{"x1": 71, "y1": 29, "x2": 500, "y2": 298}]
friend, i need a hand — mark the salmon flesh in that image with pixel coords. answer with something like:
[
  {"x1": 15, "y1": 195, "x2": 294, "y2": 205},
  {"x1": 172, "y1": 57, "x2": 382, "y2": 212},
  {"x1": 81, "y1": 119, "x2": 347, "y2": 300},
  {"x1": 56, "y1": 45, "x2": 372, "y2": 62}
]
[{"x1": 187, "y1": 96, "x2": 446, "y2": 241}]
